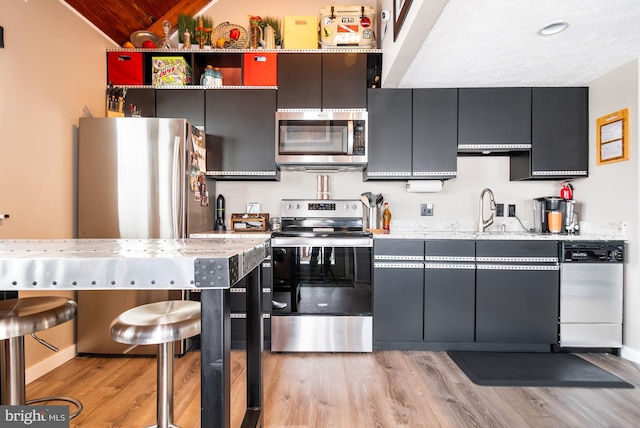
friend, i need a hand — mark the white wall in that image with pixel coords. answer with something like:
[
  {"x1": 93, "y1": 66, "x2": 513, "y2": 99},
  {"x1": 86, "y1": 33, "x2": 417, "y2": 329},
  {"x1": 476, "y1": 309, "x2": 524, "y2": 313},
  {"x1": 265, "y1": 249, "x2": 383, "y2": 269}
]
[
  {"x1": 217, "y1": 158, "x2": 560, "y2": 230},
  {"x1": 588, "y1": 59, "x2": 640, "y2": 361},
  {"x1": 0, "y1": 0, "x2": 115, "y2": 372},
  {"x1": 202, "y1": 0, "x2": 375, "y2": 38}
]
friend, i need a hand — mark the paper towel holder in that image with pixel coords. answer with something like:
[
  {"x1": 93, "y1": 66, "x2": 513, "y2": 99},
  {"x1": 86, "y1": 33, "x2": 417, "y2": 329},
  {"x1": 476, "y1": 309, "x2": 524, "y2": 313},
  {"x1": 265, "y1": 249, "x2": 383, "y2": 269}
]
[{"x1": 405, "y1": 180, "x2": 444, "y2": 193}]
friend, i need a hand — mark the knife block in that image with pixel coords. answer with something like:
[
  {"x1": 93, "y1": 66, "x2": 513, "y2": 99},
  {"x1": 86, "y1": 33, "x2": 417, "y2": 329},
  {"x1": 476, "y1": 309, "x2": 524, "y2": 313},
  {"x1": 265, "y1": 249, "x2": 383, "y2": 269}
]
[{"x1": 230, "y1": 213, "x2": 270, "y2": 232}]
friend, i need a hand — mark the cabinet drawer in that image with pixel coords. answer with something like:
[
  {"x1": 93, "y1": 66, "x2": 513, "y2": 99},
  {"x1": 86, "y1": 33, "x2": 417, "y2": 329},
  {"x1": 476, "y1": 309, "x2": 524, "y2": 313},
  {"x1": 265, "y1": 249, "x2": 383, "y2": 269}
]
[
  {"x1": 374, "y1": 239, "x2": 423, "y2": 259},
  {"x1": 243, "y1": 53, "x2": 277, "y2": 86},
  {"x1": 107, "y1": 52, "x2": 143, "y2": 85},
  {"x1": 425, "y1": 239, "x2": 475, "y2": 259},
  {"x1": 476, "y1": 240, "x2": 558, "y2": 260}
]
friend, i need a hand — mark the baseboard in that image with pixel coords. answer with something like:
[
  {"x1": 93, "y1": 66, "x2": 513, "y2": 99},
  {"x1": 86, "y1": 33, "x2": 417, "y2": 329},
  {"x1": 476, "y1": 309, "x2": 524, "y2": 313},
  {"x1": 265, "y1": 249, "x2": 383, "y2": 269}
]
[
  {"x1": 25, "y1": 345, "x2": 76, "y2": 385},
  {"x1": 621, "y1": 345, "x2": 640, "y2": 365}
]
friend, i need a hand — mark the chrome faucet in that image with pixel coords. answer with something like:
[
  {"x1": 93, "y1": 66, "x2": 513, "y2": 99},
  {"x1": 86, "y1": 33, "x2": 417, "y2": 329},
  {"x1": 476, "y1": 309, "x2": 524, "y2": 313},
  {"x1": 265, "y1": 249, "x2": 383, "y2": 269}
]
[{"x1": 478, "y1": 188, "x2": 496, "y2": 233}]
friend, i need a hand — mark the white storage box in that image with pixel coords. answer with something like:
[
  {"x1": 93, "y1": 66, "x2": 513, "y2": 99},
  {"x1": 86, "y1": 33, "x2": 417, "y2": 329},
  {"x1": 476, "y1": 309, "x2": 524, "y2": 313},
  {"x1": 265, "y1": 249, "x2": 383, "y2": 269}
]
[{"x1": 319, "y1": 5, "x2": 375, "y2": 48}]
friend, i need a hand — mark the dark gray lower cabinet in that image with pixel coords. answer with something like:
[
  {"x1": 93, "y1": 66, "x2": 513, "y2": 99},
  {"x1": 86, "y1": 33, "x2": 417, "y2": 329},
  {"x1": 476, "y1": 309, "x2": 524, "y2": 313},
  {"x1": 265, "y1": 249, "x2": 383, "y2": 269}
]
[
  {"x1": 373, "y1": 263, "x2": 423, "y2": 341},
  {"x1": 424, "y1": 240, "x2": 475, "y2": 342},
  {"x1": 475, "y1": 240, "x2": 559, "y2": 344},
  {"x1": 374, "y1": 238, "x2": 559, "y2": 349},
  {"x1": 475, "y1": 268, "x2": 559, "y2": 343},
  {"x1": 373, "y1": 239, "x2": 424, "y2": 341},
  {"x1": 229, "y1": 259, "x2": 272, "y2": 349}
]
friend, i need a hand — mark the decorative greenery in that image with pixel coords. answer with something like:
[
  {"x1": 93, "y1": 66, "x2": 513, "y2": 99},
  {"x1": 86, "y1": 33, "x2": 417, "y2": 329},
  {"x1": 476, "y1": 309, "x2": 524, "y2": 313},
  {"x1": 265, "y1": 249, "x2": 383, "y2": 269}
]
[
  {"x1": 178, "y1": 14, "x2": 196, "y2": 44},
  {"x1": 262, "y1": 16, "x2": 282, "y2": 47},
  {"x1": 194, "y1": 15, "x2": 214, "y2": 46}
]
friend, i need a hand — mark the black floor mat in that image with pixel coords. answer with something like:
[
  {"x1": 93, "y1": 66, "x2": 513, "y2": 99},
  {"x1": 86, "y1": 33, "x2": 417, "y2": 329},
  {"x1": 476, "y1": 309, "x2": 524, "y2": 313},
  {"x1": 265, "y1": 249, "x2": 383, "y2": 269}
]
[{"x1": 448, "y1": 351, "x2": 635, "y2": 388}]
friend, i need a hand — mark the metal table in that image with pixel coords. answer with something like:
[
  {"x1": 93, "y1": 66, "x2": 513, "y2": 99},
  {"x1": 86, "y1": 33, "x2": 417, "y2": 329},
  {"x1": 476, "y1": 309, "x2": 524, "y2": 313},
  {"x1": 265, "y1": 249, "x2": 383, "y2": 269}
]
[{"x1": 0, "y1": 238, "x2": 269, "y2": 428}]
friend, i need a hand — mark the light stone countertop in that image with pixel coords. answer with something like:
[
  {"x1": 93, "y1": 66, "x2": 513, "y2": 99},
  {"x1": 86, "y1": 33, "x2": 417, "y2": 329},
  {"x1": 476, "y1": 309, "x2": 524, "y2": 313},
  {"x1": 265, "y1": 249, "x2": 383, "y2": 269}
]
[
  {"x1": 374, "y1": 220, "x2": 627, "y2": 241},
  {"x1": 191, "y1": 221, "x2": 627, "y2": 242},
  {"x1": 191, "y1": 231, "x2": 272, "y2": 239}
]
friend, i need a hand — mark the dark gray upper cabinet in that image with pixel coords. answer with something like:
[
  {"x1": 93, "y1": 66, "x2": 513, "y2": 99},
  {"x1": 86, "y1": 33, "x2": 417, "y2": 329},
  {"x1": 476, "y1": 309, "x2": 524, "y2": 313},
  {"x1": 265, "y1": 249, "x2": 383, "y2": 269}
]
[
  {"x1": 322, "y1": 53, "x2": 367, "y2": 109},
  {"x1": 412, "y1": 88, "x2": 458, "y2": 179},
  {"x1": 458, "y1": 87, "x2": 532, "y2": 152},
  {"x1": 277, "y1": 53, "x2": 322, "y2": 109},
  {"x1": 510, "y1": 87, "x2": 589, "y2": 180},
  {"x1": 122, "y1": 88, "x2": 155, "y2": 117},
  {"x1": 156, "y1": 89, "x2": 205, "y2": 128},
  {"x1": 277, "y1": 53, "x2": 367, "y2": 110},
  {"x1": 366, "y1": 89, "x2": 458, "y2": 180},
  {"x1": 366, "y1": 89, "x2": 412, "y2": 179},
  {"x1": 205, "y1": 89, "x2": 278, "y2": 180}
]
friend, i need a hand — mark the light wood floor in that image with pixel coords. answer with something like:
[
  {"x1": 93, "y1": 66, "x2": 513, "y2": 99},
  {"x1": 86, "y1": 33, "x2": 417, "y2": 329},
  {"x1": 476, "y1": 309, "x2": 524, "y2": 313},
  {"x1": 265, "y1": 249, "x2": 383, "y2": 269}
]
[{"x1": 26, "y1": 350, "x2": 640, "y2": 427}]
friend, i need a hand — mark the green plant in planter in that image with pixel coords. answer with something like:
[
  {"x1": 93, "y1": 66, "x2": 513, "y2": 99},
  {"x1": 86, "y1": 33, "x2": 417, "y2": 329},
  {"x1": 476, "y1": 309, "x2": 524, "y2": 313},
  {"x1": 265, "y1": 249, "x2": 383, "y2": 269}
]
[
  {"x1": 194, "y1": 15, "x2": 214, "y2": 45},
  {"x1": 262, "y1": 16, "x2": 282, "y2": 47},
  {"x1": 178, "y1": 14, "x2": 196, "y2": 44}
]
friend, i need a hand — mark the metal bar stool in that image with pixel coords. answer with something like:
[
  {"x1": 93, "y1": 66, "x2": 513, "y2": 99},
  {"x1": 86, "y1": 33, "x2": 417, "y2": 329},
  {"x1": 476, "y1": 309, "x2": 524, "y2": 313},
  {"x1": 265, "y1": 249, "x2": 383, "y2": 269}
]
[
  {"x1": 0, "y1": 296, "x2": 83, "y2": 418},
  {"x1": 110, "y1": 300, "x2": 201, "y2": 428}
]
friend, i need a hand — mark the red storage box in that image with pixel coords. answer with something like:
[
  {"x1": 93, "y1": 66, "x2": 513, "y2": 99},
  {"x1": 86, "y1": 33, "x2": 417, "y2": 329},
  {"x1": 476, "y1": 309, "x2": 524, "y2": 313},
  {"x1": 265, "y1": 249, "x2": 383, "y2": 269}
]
[
  {"x1": 243, "y1": 53, "x2": 277, "y2": 86},
  {"x1": 107, "y1": 52, "x2": 143, "y2": 85}
]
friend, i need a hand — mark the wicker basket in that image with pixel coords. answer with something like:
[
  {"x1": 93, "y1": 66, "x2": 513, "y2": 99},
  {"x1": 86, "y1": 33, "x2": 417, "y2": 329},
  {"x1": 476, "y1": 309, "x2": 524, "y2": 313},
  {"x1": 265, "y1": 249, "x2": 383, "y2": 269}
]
[{"x1": 211, "y1": 22, "x2": 249, "y2": 49}]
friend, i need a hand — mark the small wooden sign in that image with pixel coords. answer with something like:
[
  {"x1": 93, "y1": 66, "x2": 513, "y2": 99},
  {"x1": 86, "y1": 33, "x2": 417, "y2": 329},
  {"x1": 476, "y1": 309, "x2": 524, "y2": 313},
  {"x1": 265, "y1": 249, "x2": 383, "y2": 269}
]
[{"x1": 596, "y1": 108, "x2": 629, "y2": 165}]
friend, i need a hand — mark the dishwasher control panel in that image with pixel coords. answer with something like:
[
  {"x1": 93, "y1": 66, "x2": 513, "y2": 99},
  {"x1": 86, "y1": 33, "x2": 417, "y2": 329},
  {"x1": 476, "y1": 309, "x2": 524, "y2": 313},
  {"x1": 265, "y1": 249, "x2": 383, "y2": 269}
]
[{"x1": 562, "y1": 242, "x2": 624, "y2": 263}]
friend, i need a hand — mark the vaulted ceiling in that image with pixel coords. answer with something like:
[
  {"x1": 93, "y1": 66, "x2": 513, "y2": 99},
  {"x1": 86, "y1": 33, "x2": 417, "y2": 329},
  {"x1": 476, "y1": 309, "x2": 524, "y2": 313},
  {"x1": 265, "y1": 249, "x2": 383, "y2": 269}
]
[
  {"x1": 63, "y1": 0, "x2": 210, "y2": 47},
  {"x1": 63, "y1": 0, "x2": 640, "y2": 88}
]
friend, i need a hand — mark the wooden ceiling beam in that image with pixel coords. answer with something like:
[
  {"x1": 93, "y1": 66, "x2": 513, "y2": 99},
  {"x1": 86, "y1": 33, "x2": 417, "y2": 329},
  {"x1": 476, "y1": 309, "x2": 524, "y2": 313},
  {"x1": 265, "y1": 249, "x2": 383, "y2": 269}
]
[{"x1": 146, "y1": 0, "x2": 212, "y2": 37}]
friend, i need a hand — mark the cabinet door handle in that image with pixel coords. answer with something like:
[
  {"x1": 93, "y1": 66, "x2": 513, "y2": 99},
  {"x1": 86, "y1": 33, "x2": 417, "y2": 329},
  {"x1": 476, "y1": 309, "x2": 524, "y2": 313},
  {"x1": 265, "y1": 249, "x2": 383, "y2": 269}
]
[
  {"x1": 477, "y1": 264, "x2": 559, "y2": 271},
  {"x1": 374, "y1": 262, "x2": 423, "y2": 269},
  {"x1": 425, "y1": 263, "x2": 475, "y2": 270}
]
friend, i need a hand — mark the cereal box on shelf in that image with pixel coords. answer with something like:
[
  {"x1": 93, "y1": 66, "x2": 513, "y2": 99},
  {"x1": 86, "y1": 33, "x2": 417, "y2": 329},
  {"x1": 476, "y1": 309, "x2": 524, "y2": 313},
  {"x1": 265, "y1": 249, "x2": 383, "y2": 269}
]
[{"x1": 152, "y1": 57, "x2": 192, "y2": 86}]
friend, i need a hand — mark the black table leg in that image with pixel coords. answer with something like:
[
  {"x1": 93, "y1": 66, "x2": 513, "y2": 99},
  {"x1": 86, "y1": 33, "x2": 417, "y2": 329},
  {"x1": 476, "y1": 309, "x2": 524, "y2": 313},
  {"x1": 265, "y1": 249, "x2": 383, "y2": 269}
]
[
  {"x1": 200, "y1": 288, "x2": 231, "y2": 428},
  {"x1": 242, "y1": 266, "x2": 264, "y2": 427}
]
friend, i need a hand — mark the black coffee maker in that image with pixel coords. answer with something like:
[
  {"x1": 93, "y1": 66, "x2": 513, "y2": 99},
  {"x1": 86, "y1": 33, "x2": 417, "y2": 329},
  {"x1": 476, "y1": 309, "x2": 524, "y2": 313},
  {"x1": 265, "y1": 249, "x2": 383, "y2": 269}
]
[{"x1": 533, "y1": 196, "x2": 577, "y2": 234}]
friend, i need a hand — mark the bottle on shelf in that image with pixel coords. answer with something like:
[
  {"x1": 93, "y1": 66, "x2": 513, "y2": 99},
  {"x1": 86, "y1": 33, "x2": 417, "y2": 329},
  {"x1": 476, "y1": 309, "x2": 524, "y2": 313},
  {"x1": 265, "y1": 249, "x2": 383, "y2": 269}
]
[{"x1": 382, "y1": 202, "x2": 392, "y2": 234}]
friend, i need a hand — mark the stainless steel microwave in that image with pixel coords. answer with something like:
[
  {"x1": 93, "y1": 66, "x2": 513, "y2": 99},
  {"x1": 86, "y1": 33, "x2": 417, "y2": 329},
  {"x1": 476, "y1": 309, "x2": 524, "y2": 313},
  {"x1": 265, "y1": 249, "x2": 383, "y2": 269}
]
[{"x1": 275, "y1": 110, "x2": 368, "y2": 169}]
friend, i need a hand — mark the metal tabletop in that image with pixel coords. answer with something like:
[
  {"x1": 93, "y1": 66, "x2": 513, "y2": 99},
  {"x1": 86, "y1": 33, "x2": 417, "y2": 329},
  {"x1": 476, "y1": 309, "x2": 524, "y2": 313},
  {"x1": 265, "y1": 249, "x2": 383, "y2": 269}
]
[
  {"x1": 0, "y1": 238, "x2": 269, "y2": 290},
  {"x1": 0, "y1": 238, "x2": 268, "y2": 428}
]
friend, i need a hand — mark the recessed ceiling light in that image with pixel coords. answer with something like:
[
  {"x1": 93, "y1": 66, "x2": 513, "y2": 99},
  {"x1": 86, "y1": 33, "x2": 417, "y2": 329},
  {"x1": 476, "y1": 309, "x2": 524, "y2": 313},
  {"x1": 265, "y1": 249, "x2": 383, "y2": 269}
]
[{"x1": 539, "y1": 21, "x2": 569, "y2": 36}]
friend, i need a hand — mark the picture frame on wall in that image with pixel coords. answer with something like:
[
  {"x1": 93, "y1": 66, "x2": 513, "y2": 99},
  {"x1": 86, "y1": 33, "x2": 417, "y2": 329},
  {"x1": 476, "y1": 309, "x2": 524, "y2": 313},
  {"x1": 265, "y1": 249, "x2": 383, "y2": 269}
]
[{"x1": 394, "y1": 0, "x2": 413, "y2": 41}]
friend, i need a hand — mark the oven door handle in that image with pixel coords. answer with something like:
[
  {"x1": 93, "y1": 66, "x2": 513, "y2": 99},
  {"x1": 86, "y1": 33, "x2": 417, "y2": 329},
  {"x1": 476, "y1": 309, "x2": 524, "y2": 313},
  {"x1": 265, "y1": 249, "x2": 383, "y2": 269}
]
[{"x1": 271, "y1": 237, "x2": 373, "y2": 248}]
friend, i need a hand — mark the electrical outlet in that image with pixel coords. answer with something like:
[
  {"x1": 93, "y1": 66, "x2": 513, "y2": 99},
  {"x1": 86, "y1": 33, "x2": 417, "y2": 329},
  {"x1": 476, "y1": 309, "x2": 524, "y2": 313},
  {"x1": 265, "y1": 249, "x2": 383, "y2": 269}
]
[
  {"x1": 508, "y1": 204, "x2": 516, "y2": 217},
  {"x1": 496, "y1": 203, "x2": 504, "y2": 217},
  {"x1": 420, "y1": 203, "x2": 434, "y2": 216}
]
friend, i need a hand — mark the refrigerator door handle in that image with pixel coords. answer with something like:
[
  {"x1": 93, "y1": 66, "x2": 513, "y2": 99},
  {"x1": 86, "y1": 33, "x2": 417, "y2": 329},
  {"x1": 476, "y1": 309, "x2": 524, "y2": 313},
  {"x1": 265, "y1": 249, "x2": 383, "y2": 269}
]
[{"x1": 172, "y1": 135, "x2": 182, "y2": 238}]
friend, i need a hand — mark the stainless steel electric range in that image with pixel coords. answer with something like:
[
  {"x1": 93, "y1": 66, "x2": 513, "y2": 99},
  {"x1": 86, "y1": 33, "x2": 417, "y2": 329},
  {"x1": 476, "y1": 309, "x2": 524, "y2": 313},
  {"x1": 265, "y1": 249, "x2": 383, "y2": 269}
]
[{"x1": 271, "y1": 199, "x2": 373, "y2": 352}]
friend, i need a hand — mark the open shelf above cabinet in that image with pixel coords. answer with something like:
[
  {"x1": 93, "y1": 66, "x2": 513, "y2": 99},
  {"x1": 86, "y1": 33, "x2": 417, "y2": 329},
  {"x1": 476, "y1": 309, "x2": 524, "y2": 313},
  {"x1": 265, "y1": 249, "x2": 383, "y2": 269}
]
[{"x1": 106, "y1": 48, "x2": 381, "y2": 89}]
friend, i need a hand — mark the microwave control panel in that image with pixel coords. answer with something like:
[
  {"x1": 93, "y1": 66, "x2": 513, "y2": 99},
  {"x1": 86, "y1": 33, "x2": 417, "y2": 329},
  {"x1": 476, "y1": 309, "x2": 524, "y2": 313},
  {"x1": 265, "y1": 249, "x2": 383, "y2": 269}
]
[{"x1": 353, "y1": 120, "x2": 366, "y2": 155}]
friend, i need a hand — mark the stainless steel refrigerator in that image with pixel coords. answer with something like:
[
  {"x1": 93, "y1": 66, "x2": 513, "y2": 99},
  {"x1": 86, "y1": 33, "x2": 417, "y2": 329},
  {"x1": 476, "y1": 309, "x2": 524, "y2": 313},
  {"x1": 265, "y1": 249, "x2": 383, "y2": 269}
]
[{"x1": 76, "y1": 117, "x2": 213, "y2": 355}]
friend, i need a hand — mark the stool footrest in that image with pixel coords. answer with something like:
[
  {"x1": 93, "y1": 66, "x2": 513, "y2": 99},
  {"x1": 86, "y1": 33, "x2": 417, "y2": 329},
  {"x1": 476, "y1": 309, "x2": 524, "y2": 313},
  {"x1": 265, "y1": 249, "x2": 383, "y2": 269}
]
[{"x1": 26, "y1": 396, "x2": 83, "y2": 420}]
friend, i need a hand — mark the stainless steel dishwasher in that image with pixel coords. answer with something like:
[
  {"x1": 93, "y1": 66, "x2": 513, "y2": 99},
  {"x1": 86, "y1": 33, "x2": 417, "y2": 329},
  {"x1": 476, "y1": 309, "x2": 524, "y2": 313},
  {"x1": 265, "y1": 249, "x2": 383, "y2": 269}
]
[{"x1": 559, "y1": 241, "x2": 624, "y2": 351}]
